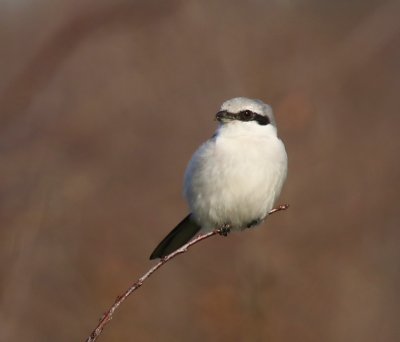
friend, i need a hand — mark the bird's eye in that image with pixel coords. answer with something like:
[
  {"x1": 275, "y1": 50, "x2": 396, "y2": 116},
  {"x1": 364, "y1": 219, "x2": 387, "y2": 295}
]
[{"x1": 240, "y1": 110, "x2": 254, "y2": 121}]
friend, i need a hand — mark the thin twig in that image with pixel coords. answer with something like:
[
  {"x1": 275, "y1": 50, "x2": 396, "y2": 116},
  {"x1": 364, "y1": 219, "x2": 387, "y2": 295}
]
[{"x1": 85, "y1": 204, "x2": 289, "y2": 342}]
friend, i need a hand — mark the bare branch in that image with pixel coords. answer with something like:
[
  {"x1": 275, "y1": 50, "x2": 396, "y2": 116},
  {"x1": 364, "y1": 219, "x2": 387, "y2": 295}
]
[{"x1": 85, "y1": 204, "x2": 289, "y2": 342}]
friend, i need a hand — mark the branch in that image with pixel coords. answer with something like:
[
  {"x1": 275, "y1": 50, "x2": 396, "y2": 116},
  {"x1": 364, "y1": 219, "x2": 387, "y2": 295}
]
[{"x1": 85, "y1": 204, "x2": 289, "y2": 342}]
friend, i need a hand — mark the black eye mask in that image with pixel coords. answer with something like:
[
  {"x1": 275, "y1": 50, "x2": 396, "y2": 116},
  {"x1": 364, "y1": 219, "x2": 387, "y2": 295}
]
[{"x1": 216, "y1": 110, "x2": 270, "y2": 126}]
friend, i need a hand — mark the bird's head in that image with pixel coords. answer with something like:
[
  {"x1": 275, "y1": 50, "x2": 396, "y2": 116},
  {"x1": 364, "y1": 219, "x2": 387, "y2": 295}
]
[{"x1": 216, "y1": 97, "x2": 276, "y2": 129}]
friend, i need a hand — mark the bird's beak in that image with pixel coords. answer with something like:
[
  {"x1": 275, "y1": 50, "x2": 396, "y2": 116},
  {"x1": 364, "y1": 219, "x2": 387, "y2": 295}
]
[{"x1": 215, "y1": 110, "x2": 232, "y2": 122}]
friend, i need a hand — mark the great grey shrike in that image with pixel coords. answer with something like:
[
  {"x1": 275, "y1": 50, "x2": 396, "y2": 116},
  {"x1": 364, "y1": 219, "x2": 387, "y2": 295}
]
[{"x1": 150, "y1": 97, "x2": 287, "y2": 259}]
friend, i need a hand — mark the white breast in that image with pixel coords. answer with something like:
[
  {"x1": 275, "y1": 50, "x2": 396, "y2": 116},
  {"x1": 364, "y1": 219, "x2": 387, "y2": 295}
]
[{"x1": 184, "y1": 123, "x2": 287, "y2": 231}]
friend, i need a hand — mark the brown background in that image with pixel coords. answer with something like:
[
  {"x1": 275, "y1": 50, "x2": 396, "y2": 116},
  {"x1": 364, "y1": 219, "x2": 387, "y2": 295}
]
[{"x1": 1, "y1": 1, "x2": 399, "y2": 341}]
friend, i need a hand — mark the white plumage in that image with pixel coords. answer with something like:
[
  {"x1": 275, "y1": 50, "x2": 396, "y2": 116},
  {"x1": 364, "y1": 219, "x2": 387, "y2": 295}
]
[
  {"x1": 150, "y1": 97, "x2": 287, "y2": 259},
  {"x1": 184, "y1": 97, "x2": 287, "y2": 231}
]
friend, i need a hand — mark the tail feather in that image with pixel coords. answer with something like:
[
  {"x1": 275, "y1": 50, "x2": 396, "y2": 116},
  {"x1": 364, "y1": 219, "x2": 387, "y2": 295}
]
[{"x1": 149, "y1": 214, "x2": 202, "y2": 259}]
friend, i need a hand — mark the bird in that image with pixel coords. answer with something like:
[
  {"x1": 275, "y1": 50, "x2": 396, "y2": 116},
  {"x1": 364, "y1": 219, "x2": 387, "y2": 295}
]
[{"x1": 150, "y1": 97, "x2": 287, "y2": 259}]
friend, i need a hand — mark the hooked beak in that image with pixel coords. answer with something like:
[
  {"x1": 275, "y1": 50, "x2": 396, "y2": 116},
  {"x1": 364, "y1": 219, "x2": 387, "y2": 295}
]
[{"x1": 215, "y1": 110, "x2": 233, "y2": 122}]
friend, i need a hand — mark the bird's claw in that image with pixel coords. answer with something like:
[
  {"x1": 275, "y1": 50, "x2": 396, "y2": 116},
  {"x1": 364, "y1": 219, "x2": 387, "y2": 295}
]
[{"x1": 219, "y1": 224, "x2": 231, "y2": 236}]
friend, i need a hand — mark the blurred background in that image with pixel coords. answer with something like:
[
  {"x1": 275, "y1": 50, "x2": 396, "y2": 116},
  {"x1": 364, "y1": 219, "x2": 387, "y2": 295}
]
[{"x1": 1, "y1": 0, "x2": 399, "y2": 341}]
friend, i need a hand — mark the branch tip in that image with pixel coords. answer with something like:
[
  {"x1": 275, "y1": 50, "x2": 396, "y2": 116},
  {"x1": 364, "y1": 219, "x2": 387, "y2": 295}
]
[{"x1": 85, "y1": 203, "x2": 289, "y2": 341}]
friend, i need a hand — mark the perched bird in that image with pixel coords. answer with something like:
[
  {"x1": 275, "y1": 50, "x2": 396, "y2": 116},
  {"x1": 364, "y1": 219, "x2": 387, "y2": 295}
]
[{"x1": 150, "y1": 97, "x2": 287, "y2": 259}]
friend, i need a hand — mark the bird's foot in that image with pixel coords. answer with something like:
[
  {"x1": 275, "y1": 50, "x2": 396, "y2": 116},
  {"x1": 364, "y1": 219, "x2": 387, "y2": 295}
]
[
  {"x1": 219, "y1": 223, "x2": 231, "y2": 237},
  {"x1": 246, "y1": 219, "x2": 261, "y2": 229}
]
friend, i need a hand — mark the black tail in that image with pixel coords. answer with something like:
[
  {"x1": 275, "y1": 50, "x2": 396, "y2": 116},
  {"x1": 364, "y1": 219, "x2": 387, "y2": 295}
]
[{"x1": 149, "y1": 214, "x2": 202, "y2": 260}]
